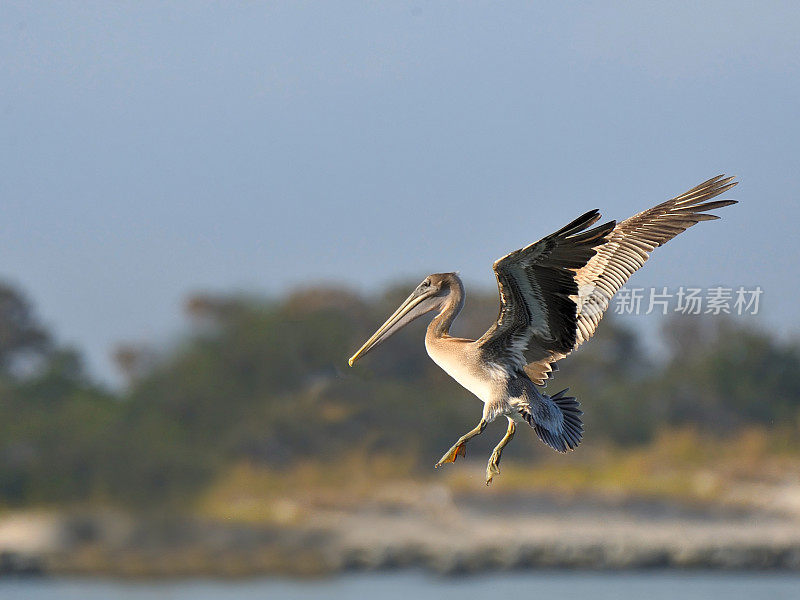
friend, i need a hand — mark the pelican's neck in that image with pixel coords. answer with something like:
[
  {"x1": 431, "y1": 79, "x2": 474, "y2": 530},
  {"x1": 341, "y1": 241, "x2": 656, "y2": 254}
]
[{"x1": 426, "y1": 278, "x2": 465, "y2": 341}]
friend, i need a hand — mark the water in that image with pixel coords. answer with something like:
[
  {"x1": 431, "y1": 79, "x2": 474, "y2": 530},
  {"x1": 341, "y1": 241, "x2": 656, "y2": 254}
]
[{"x1": 1, "y1": 572, "x2": 799, "y2": 600}]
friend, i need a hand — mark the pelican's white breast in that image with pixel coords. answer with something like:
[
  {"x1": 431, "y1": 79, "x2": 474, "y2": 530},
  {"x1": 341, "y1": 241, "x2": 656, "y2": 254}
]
[{"x1": 425, "y1": 338, "x2": 504, "y2": 404}]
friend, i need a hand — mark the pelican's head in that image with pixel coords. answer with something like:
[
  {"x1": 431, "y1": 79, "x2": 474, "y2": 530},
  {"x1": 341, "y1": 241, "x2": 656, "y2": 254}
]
[{"x1": 348, "y1": 273, "x2": 460, "y2": 367}]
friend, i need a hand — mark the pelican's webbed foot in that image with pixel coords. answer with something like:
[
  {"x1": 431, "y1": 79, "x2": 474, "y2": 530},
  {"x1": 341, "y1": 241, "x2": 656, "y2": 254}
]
[
  {"x1": 434, "y1": 419, "x2": 487, "y2": 469},
  {"x1": 485, "y1": 420, "x2": 516, "y2": 485},
  {"x1": 434, "y1": 442, "x2": 467, "y2": 467}
]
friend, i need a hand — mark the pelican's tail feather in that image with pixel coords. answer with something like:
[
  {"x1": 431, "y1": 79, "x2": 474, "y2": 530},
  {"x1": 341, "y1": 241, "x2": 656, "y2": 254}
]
[{"x1": 520, "y1": 387, "x2": 583, "y2": 452}]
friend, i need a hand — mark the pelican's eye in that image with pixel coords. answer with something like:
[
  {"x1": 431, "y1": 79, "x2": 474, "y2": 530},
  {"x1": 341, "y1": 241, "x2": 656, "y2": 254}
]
[{"x1": 421, "y1": 279, "x2": 431, "y2": 288}]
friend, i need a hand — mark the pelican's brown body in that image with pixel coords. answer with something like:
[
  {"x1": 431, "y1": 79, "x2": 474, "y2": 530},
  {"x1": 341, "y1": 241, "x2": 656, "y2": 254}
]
[
  {"x1": 423, "y1": 274, "x2": 557, "y2": 426},
  {"x1": 423, "y1": 275, "x2": 500, "y2": 412},
  {"x1": 348, "y1": 175, "x2": 738, "y2": 484}
]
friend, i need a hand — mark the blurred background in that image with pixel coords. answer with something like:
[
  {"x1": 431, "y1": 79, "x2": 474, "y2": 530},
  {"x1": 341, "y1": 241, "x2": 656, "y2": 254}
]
[{"x1": 2, "y1": 1, "x2": 800, "y2": 598}]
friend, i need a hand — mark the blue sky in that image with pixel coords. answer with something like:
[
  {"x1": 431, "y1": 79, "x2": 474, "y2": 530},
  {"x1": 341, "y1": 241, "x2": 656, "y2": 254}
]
[{"x1": 2, "y1": 2, "x2": 799, "y2": 383}]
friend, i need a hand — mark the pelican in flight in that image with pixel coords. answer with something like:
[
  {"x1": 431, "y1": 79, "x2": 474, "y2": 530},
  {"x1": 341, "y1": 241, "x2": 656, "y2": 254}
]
[{"x1": 348, "y1": 175, "x2": 737, "y2": 484}]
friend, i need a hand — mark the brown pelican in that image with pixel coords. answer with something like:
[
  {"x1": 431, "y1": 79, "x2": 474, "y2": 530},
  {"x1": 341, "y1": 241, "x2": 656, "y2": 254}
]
[{"x1": 348, "y1": 175, "x2": 737, "y2": 484}]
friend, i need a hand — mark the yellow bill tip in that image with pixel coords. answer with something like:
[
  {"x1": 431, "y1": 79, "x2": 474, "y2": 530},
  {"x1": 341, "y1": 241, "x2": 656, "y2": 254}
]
[{"x1": 347, "y1": 356, "x2": 356, "y2": 367}]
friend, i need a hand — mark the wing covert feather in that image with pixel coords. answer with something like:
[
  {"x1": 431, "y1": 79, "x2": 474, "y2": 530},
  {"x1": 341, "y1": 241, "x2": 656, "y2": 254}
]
[{"x1": 477, "y1": 211, "x2": 616, "y2": 379}]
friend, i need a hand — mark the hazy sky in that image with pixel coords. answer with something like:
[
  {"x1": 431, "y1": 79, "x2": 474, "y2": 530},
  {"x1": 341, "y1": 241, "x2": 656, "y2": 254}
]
[{"x1": 2, "y1": 2, "x2": 799, "y2": 384}]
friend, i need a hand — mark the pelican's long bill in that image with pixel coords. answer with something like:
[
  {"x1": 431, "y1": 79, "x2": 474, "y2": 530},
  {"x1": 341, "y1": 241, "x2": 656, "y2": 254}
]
[{"x1": 348, "y1": 284, "x2": 439, "y2": 367}]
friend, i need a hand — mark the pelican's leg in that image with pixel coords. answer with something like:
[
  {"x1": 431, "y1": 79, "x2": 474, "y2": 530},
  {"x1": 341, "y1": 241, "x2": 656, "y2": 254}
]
[
  {"x1": 485, "y1": 419, "x2": 516, "y2": 485},
  {"x1": 434, "y1": 419, "x2": 487, "y2": 468}
]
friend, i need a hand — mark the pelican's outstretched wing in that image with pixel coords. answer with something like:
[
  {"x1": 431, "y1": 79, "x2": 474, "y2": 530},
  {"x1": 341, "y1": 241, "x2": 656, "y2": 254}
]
[
  {"x1": 476, "y1": 210, "x2": 616, "y2": 379},
  {"x1": 524, "y1": 174, "x2": 738, "y2": 383}
]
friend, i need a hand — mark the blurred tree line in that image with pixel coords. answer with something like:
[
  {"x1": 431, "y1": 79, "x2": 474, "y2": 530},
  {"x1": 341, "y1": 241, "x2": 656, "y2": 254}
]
[{"x1": 0, "y1": 279, "x2": 798, "y2": 508}]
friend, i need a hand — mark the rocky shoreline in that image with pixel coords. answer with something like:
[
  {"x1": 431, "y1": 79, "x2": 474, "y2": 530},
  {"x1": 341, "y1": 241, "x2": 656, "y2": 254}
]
[
  {"x1": 320, "y1": 492, "x2": 800, "y2": 575},
  {"x1": 2, "y1": 490, "x2": 800, "y2": 577}
]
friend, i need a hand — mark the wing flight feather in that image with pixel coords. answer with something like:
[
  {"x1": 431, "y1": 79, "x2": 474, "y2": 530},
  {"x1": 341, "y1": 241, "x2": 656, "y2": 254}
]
[{"x1": 524, "y1": 174, "x2": 738, "y2": 383}]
